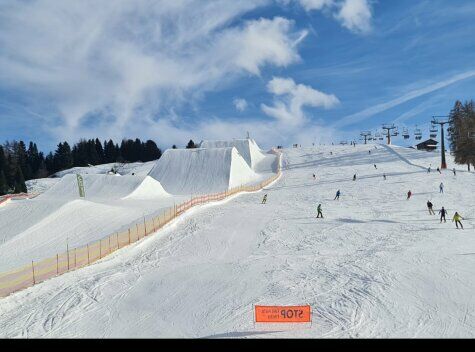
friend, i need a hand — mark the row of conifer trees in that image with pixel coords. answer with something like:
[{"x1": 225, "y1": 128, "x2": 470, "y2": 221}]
[{"x1": 0, "y1": 138, "x2": 198, "y2": 196}]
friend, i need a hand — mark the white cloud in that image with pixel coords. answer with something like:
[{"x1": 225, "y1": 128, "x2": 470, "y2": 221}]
[
  {"x1": 286, "y1": 0, "x2": 373, "y2": 34},
  {"x1": 261, "y1": 77, "x2": 340, "y2": 127},
  {"x1": 300, "y1": 0, "x2": 335, "y2": 11},
  {"x1": 0, "y1": 0, "x2": 306, "y2": 142},
  {"x1": 279, "y1": 0, "x2": 335, "y2": 11},
  {"x1": 334, "y1": 0, "x2": 373, "y2": 34},
  {"x1": 233, "y1": 98, "x2": 248, "y2": 112}
]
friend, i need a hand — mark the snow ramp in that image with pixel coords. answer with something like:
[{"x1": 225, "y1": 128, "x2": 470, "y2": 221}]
[
  {"x1": 39, "y1": 174, "x2": 169, "y2": 201},
  {"x1": 148, "y1": 147, "x2": 258, "y2": 195},
  {"x1": 198, "y1": 139, "x2": 267, "y2": 170}
]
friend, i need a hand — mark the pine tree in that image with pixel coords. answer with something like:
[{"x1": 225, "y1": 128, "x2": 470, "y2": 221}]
[
  {"x1": 0, "y1": 170, "x2": 8, "y2": 195},
  {"x1": 143, "y1": 140, "x2": 162, "y2": 161},
  {"x1": 13, "y1": 166, "x2": 27, "y2": 194},
  {"x1": 95, "y1": 138, "x2": 104, "y2": 164},
  {"x1": 186, "y1": 139, "x2": 197, "y2": 149}
]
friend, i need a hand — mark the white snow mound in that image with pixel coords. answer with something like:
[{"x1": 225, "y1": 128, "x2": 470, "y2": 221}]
[
  {"x1": 199, "y1": 139, "x2": 267, "y2": 170},
  {"x1": 39, "y1": 174, "x2": 168, "y2": 200},
  {"x1": 148, "y1": 147, "x2": 258, "y2": 195}
]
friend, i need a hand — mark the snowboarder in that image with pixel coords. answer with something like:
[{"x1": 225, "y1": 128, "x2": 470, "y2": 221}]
[
  {"x1": 407, "y1": 190, "x2": 412, "y2": 200},
  {"x1": 316, "y1": 204, "x2": 323, "y2": 218},
  {"x1": 452, "y1": 212, "x2": 464, "y2": 229},
  {"x1": 353, "y1": 174, "x2": 356, "y2": 181},
  {"x1": 383, "y1": 174, "x2": 386, "y2": 180},
  {"x1": 427, "y1": 200, "x2": 435, "y2": 215},
  {"x1": 261, "y1": 194, "x2": 267, "y2": 204},
  {"x1": 439, "y1": 207, "x2": 447, "y2": 223},
  {"x1": 453, "y1": 168, "x2": 456, "y2": 176},
  {"x1": 439, "y1": 182, "x2": 444, "y2": 193},
  {"x1": 437, "y1": 167, "x2": 441, "y2": 174},
  {"x1": 334, "y1": 190, "x2": 341, "y2": 200}
]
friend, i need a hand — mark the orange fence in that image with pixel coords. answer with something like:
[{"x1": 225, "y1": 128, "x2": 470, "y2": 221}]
[{"x1": 0, "y1": 151, "x2": 282, "y2": 298}]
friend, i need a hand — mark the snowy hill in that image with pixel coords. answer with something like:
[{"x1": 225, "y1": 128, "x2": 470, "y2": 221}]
[
  {"x1": 0, "y1": 140, "x2": 278, "y2": 272},
  {"x1": 0, "y1": 144, "x2": 473, "y2": 338},
  {"x1": 148, "y1": 147, "x2": 261, "y2": 195}
]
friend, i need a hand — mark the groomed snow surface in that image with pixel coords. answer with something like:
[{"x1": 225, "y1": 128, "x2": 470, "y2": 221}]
[
  {"x1": 0, "y1": 140, "x2": 275, "y2": 272},
  {"x1": 0, "y1": 144, "x2": 474, "y2": 338}
]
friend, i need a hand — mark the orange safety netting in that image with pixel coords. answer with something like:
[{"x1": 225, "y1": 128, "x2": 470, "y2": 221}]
[{"x1": 0, "y1": 152, "x2": 281, "y2": 298}]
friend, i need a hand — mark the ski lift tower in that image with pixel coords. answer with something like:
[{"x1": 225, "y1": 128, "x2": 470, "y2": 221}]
[
  {"x1": 432, "y1": 116, "x2": 449, "y2": 169},
  {"x1": 360, "y1": 131, "x2": 372, "y2": 144},
  {"x1": 381, "y1": 124, "x2": 397, "y2": 145}
]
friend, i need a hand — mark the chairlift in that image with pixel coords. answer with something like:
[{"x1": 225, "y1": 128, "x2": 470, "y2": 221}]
[
  {"x1": 429, "y1": 124, "x2": 438, "y2": 139},
  {"x1": 414, "y1": 126, "x2": 422, "y2": 140},
  {"x1": 402, "y1": 127, "x2": 410, "y2": 139}
]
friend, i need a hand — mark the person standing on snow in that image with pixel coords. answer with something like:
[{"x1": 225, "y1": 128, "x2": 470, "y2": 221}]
[
  {"x1": 353, "y1": 174, "x2": 357, "y2": 181},
  {"x1": 452, "y1": 212, "x2": 464, "y2": 229},
  {"x1": 427, "y1": 200, "x2": 435, "y2": 215},
  {"x1": 316, "y1": 204, "x2": 323, "y2": 218},
  {"x1": 383, "y1": 174, "x2": 387, "y2": 180},
  {"x1": 437, "y1": 167, "x2": 441, "y2": 174},
  {"x1": 261, "y1": 194, "x2": 267, "y2": 204},
  {"x1": 427, "y1": 166, "x2": 431, "y2": 173},
  {"x1": 439, "y1": 207, "x2": 448, "y2": 223},
  {"x1": 334, "y1": 190, "x2": 341, "y2": 200},
  {"x1": 313, "y1": 173, "x2": 316, "y2": 180},
  {"x1": 407, "y1": 190, "x2": 412, "y2": 200},
  {"x1": 439, "y1": 182, "x2": 444, "y2": 193},
  {"x1": 453, "y1": 168, "x2": 456, "y2": 176},
  {"x1": 374, "y1": 164, "x2": 377, "y2": 169}
]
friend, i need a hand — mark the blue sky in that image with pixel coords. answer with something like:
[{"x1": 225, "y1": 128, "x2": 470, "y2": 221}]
[{"x1": 0, "y1": 0, "x2": 474, "y2": 152}]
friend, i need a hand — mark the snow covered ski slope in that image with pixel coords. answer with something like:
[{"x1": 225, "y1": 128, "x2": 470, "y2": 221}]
[
  {"x1": 0, "y1": 144, "x2": 473, "y2": 338},
  {"x1": 148, "y1": 147, "x2": 262, "y2": 195}
]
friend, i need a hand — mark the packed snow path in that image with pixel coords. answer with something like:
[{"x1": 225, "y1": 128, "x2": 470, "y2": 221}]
[{"x1": 0, "y1": 144, "x2": 473, "y2": 338}]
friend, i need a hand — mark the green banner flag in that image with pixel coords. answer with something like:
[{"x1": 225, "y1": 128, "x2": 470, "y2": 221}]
[{"x1": 76, "y1": 174, "x2": 85, "y2": 198}]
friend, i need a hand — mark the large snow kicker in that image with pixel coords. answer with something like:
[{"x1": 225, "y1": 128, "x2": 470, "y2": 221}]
[
  {"x1": 39, "y1": 174, "x2": 169, "y2": 201},
  {"x1": 199, "y1": 138, "x2": 267, "y2": 170},
  {"x1": 148, "y1": 147, "x2": 258, "y2": 195}
]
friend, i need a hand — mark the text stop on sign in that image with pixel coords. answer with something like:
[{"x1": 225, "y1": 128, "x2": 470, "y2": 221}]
[{"x1": 255, "y1": 305, "x2": 311, "y2": 323}]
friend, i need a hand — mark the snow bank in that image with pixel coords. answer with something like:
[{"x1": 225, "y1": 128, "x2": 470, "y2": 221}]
[
  {"x1": 40, "y1": 174, "x2": 167, "y2": 201},
  {"x1": 123, "y1": 176, "x2": 170, "y2": 200},
  {"x1": 148, "y1": 147, "x2": 258, "y2": 195},
  {"x1": 199, "y1": 139, "x2": 267, "y2": 170}
]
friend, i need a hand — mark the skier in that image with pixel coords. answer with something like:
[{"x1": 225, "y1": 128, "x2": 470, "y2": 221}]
[
  {"x1": 261, "y1": 194, "x2": 267, "y2": 204},
  {"x1": 427, "y1": 200, "x2": 435, "y2": 215},
  {"x1": 437, "y1": 167, "x2": 441, "y2": 174},
  {"x1": 316, "y1": 204, "x2": 323, "y2": 218},
  {"x1": 353, "y1": 174, "x2": 357, "y2": 181},
  {"x1": 313, "y1": 173, "x2": 316, "y2": 180},
  {"x1": 452, "y1": 212, "x2": 464, "y2": 229},
  {"x1": 374, "y1": 164, "x2": 377, "y2": 169},
  {"x1": 427, "y1": 166, "x2": 431, "y2": 173},
  {"x1": 330, "y1": 151, "x2": 333, "y2": 155},
  {"x1": 439, "y1": 207, "x2": 447, "y2": 223},
  {"x1": 369, "y1": 150, "x2": 371, "y2": 154},
  {"x1": 453, "y1": 168, "x2": 456, "y2": 176},
  {"x1": 439, "y1": 182, "x2": 444, "y2": 193},
  {"x1": 407, "y1": 190, "x2": 412, "y2": 200},
  {"x1": 334, "y1": 190, "x2": 341, "y2": 200},
  {"x1": 383, "y1": 174, "x2": 386, "y2": 180}
]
